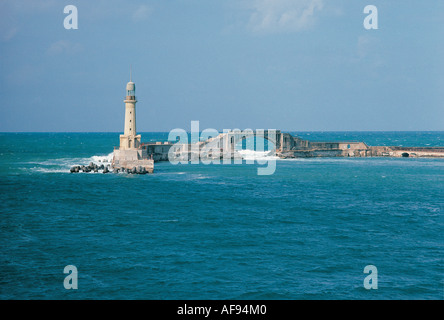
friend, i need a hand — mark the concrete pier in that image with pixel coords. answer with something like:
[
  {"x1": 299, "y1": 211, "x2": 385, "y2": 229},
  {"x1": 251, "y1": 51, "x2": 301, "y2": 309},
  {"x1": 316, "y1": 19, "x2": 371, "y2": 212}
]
[{"x1": 141, "y1": 131, "x2": 444, "y2": 161}]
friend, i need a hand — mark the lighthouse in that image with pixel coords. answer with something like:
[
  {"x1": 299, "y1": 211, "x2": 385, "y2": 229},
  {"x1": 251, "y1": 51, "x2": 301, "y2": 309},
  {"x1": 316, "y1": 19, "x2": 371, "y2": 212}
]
[
  {"x1": 112, "y1": 72, "x2": 154, "y2": 173},
  {"x1": 119, "y1": 77, "x2": 141, "y2": 150}
]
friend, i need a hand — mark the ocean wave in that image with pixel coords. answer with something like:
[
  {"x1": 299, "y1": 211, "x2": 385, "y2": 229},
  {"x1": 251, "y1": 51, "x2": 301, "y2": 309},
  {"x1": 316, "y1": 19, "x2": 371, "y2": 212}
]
[
  {"x1": 28, "y1": 152, "x2": 114, "y2": 173},
  {"x1": 236, "y1": 149, "x2": 279, "y2": 161},
  {"x1": 90, "y1": 152, "x2": 114, "y2": 164}
]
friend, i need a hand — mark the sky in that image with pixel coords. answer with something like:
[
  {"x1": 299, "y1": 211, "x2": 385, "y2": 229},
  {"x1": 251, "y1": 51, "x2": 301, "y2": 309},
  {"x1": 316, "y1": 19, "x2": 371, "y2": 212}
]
[{"x1": 0, "y1": 0, "x2": 443, "y2": 132}]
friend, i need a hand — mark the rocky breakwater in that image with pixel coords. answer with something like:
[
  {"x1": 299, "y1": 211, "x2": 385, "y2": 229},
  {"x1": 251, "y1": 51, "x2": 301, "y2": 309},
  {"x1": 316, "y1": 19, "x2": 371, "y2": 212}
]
[{"x1": 70, "y1": 162, "x2": 149, "y2": 174}]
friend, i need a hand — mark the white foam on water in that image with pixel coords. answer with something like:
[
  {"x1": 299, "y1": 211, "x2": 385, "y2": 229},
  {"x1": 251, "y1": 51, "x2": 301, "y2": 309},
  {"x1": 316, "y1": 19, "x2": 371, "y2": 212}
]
[
  {"x1": 31, "y1": 167, "x2": 76, "y2": 173},
  {"x1": 90, "y1": 152, "x2": 114, "y2": 164},
  {"x1": 236, "y1": 149, "x2": 279, "y2": 161},
  {"x1": 29, "y1": 152, "x2": 114, "y2": 173}
]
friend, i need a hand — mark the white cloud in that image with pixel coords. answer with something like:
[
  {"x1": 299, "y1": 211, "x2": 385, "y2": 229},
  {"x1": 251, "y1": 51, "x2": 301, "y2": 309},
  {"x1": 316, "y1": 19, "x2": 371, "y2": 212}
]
[
  {"x1": 7, "y1": 64, "x2": 43, "y2": 85},
  {"x1": 0, "y1": 0, "x2": 57, "y2": 41},
  {"x1": 47, "y1": 40, "x2": 83, "y2": 55},
  {"x1": 1, "y1": 26, "x2": 18, "y2": 41},
  {"x1": 132, "y1": 4, "x2": 151, "y2": 22},
  {"x1": 356, "y1": 35, "x2": 382, "y2": 62},
  {"x1": 8, "y1": 0, "x2": 58, "y2": 12},
  {"x1": 353, "y1": 35, "x2": 384, "y2": 75},
  {"x1": 246, "y1": 0, "x2": 324, "y2": 34}
]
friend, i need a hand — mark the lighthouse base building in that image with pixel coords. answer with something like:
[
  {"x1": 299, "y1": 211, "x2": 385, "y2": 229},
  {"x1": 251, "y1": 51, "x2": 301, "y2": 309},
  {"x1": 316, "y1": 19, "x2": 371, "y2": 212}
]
[{"x1": 112, "y1": 78, "x2": 154, "y2": 173}]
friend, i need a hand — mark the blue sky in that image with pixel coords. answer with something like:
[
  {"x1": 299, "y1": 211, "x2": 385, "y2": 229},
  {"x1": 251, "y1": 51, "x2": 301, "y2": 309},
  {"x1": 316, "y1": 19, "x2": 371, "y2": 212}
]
[{"x1": 0, "y1": 0, "x2": 443, "y2": 132}]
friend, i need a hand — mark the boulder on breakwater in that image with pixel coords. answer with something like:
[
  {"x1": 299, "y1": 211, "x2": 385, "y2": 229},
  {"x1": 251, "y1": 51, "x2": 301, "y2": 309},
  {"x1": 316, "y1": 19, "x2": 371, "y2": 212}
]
[{"x1": 70, "y1": 164, "x2": 148, "y2": 174}]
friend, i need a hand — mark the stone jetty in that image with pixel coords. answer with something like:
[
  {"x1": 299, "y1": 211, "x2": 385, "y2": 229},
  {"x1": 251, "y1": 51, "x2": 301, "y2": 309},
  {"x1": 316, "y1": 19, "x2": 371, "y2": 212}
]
[{"x1": 70, "y1": 162, "x2": 148, "y2": 174}]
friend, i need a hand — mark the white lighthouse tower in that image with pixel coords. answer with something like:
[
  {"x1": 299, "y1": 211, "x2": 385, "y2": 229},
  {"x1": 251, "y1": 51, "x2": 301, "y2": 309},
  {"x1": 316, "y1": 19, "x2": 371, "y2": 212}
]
[
  {"x1": 119, "y1": 74, "x2": 141, "y2": 150},
  {"x1": 112, "y1": 71, "x2": 154, "y2": 173}
]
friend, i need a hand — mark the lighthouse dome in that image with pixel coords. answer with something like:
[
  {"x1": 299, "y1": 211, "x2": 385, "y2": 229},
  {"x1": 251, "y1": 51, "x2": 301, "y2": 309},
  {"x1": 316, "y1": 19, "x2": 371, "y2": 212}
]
[{"x1": 126, "y1": 81, "x2": 135, "y2": 91}]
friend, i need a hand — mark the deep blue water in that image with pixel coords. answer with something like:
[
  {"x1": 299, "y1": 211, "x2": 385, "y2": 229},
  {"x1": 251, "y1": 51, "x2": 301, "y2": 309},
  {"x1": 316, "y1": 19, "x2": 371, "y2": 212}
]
[{"x1": 0, "y1": 132, "x2": 443, "y2": 299}]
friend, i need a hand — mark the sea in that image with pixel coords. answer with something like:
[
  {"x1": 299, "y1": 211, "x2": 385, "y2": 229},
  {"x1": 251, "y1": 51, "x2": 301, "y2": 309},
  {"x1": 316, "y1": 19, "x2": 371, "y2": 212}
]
[{"x1": 0, "y1": 131, "x2": 443, "y2": 300}]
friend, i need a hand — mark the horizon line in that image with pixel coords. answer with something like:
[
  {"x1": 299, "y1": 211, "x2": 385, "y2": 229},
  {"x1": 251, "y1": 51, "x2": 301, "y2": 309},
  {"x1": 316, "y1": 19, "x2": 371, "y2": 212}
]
[{"x1": 1, "y1": 130, "x2": 443, "y2": 134}]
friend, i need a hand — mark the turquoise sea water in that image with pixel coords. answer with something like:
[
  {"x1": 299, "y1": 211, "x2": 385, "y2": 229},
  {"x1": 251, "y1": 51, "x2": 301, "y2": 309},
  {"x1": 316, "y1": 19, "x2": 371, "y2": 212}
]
[{"x1": 0, "y1": 132, "x2": 443, "y2": 299}]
